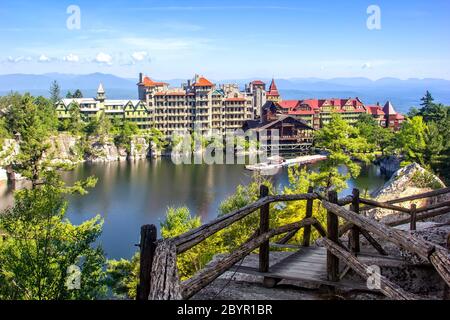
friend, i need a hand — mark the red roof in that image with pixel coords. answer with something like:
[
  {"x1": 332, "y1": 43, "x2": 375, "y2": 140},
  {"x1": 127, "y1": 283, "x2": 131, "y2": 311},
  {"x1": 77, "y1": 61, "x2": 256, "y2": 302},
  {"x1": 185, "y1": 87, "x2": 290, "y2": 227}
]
[
  {"x1": 279, "y1": 100, "x2": 300, "y2": 110},
  {"x1": 367, "y1": 105, "x2": 385, "y2": 116},
  {"x1": 251, "y1": 80, "x2": 265, "y2": 86},
  {"x1": 194, "y1": 76, "x2": 214, "y2": 87},
  {"x1": 142, "y1": 76, "x2": 168, "y2": 87},
  {"x1": 267, "y1": 78, "x2": 280, "y2": 96}
]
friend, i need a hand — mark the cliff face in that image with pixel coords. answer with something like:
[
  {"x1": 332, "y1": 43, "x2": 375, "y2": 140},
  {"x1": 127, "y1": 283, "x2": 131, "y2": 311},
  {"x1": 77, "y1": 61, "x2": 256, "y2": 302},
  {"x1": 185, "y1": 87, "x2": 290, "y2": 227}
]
[{"x1": 0, "y1": 134, "x2": 152, "y2": 181}]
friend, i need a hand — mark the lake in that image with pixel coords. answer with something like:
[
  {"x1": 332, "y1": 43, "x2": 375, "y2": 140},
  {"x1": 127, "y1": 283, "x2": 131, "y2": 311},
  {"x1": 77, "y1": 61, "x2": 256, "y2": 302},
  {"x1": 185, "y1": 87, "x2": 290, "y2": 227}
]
[{"x1": 0, "y1": 159, "x2": 390, "y2": 260}]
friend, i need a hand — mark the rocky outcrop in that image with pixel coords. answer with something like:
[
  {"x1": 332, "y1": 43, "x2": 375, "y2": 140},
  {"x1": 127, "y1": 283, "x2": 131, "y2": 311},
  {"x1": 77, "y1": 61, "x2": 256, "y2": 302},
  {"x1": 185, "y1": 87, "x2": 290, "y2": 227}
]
[
  {"x1": 368, "y1": 163, "x2": 447, "y2": 223},
  {"x1": 129, "y1": 137, "x2": 150, "y2": 160}
]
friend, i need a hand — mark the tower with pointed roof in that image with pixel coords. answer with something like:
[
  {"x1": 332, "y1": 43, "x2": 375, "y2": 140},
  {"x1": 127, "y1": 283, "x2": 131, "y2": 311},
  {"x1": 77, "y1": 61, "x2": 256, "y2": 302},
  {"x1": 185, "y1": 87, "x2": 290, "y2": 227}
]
[
  {"x1": 383, "y1": 101, "x2": 405, "y2": 131},
  {"x1": 96, "y1": 83, "x2": 106, "y2": 102},
  {"x1": 266, "y1": 78, "x2": 281, "y2": 103}
]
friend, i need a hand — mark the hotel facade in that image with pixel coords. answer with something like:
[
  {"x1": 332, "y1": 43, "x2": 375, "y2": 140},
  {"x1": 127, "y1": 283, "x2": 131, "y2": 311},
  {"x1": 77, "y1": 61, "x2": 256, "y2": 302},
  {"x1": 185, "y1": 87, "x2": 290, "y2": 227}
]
[{"x1": 55, "y1": 74, "x2": 405, "y2": 134}]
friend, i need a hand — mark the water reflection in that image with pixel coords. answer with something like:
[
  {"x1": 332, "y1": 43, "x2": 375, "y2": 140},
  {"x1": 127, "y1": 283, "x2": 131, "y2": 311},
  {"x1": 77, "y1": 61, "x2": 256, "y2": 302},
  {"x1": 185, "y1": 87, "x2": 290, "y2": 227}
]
[{"x1": 0, "y1": 160, "x2": 389, "y2": 259}]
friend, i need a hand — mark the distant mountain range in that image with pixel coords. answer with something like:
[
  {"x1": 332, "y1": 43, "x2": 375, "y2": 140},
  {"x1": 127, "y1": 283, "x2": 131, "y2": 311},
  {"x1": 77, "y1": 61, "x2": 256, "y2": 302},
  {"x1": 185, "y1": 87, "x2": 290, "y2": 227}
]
[{"x1": 1, "y1": 73, "x2": 449, "y2": 114}]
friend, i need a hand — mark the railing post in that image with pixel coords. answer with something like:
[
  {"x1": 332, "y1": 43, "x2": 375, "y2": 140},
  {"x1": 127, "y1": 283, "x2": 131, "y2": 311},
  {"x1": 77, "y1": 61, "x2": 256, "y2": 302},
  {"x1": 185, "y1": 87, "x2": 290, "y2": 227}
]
[
  {"x1": 137, "y1": 224, "x2": 157, "y2": 300},
  {"x1": 259, "y1": 185, "x2": 270, "y2": 273},
  {"x1": 410, "y1": 204, "x2": 417, "y2": 231},
  {"x1": 302, "y1": 186, "x2": 314, "y2": 247},
  {"x1": 350, "y1": 188, "x2": 360, "y2": 254},
  {"x1": 444, "y1": 234, "x2": 450, "y2": 300},
  {"x1": 326, "y1": 191, "x2": 339, "y2": 282}
]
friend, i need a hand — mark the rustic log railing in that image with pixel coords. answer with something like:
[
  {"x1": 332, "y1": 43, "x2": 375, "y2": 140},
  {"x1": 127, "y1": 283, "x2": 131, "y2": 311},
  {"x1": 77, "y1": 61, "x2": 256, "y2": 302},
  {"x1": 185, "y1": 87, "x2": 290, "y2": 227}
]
[{"x1": 137, "y1": 186, "x2": 450, "y2": 301}]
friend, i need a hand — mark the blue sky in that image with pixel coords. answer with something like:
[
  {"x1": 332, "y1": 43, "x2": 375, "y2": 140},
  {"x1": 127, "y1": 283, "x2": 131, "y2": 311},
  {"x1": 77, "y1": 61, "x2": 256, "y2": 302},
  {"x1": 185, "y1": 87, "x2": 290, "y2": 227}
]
[{"x1": 1, "y1": 0, "x2": 449, "y2": 80}]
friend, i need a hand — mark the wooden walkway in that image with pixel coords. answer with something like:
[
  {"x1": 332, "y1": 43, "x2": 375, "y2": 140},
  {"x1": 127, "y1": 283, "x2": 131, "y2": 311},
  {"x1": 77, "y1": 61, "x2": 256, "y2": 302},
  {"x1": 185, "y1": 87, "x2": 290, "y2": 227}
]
[{"x1": 230, "y1": 246, "x2": 408, "y2": 291}]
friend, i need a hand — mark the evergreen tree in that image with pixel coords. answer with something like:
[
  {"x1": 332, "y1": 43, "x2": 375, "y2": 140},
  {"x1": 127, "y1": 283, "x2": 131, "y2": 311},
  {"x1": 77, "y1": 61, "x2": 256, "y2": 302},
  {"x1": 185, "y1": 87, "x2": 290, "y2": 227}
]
[
  {"x1": 420, "y1": 91, "x2": 434, "y2": 109},
  {"x1": 49, "y1": 80, "x2": 61, "y2": 104},
  {"x1": 73, "y1": 89, "x2": 83, "y2": 98},
  {"x1": 66, "y1": 91, "x2": 73, "y2": 98}
]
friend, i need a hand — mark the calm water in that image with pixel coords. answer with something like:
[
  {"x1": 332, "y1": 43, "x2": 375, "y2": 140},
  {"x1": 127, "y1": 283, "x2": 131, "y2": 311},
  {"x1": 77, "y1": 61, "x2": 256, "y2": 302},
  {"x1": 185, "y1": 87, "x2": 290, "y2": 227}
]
[{"x1": 0, "y1": 159, "x2": 389, "y2": 260}]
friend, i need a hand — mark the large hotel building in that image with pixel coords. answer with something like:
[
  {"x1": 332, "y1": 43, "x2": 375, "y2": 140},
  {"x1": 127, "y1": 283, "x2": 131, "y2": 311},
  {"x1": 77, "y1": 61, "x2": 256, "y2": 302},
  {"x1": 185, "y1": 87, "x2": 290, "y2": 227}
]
[{"x1": 55, "y1": 73, "x2": 405, "y2": 134}]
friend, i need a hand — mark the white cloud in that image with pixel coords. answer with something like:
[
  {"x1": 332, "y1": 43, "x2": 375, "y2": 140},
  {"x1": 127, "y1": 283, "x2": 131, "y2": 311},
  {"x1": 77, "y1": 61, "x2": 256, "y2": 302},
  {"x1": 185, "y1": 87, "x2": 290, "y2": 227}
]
[
  {"x1": 7, "y1": 56, "x2": 32, "y2": 63},
  {"x1": 38, "y1": 54, "x2": 51, "y2": 62},
  {"x1": 131, "y1": 51, "x2": 149, "y2": 62},
  {"x1": 95, "y1": 52, "x2": 113, "y2": 65},
  {"x1": 63, "y1": 53, "x2": 80, "y2": 62},
  {"x1": 362, "y1": 62, "x2": 373, "y2": 69}
]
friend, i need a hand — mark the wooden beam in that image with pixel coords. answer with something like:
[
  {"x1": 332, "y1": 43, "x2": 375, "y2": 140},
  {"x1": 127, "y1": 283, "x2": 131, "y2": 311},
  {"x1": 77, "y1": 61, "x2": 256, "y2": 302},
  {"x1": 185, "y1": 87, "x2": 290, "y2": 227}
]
[
  {"x1": 415, "y1": 200, "x2": 450, "y2": 213},
  {"x1": 148, "y1": 240, "x2": 182, "y2": 300},
  {"x1": 360, "y1": 187, "x2": 450, "y2": 212},
  {"x1": 387, "y1": 207, "x2": 450, "y2": 227},
  {"x1": 410, "y1": 204, "x2": 417, "y2": 231},
  {"x1": 259, "y1": 185, "x2": 270, "y2": 273},
  {"x1": 173, "y1": 193, "x2": 318, "y2": 254},
  {"x1": 322, "y1": 200, "x2": 450, "y2": 287},
  {"x1": 180, "y1": 218, "x2": 317, "y2": 299},
  {"x1": 302, "y1": 186, "x2": 315, "y2": 247},
  {"x1": 322, "y1": 239, "x2": 421, "y2": 300},
  {"x1": 359, "y1": 198, "x2": 412, "y2": 214},
  {"x1": 137, "y1": 224, "x2": 157, "y2": 301},
  {"x1": 327, "y1": 191, "x2": 339, "y2": 282},
  {"x1": 350, "y1": 189, "x2": 361, "y2": 254}
]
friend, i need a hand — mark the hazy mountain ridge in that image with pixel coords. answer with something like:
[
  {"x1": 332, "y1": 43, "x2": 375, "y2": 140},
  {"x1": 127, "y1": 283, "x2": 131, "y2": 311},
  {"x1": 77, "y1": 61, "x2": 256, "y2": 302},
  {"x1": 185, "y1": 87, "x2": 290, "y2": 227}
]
[{"x1": 1, "y1": 73, "x2": 449, "y2": 114}]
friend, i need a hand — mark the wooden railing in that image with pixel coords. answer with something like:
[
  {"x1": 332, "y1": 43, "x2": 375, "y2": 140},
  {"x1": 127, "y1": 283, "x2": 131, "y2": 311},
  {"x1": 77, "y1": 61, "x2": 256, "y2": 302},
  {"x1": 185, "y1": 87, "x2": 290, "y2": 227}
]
[{"x1": 137, "y1": 186, "x2": 450, "y2": 301}]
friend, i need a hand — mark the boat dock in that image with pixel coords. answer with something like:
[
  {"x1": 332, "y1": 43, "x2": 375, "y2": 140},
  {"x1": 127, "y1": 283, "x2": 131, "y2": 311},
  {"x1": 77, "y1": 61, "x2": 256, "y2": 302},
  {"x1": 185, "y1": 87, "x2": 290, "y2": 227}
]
[{"x1": 245, "y1": 154, "x2": 326, "y2": 171}]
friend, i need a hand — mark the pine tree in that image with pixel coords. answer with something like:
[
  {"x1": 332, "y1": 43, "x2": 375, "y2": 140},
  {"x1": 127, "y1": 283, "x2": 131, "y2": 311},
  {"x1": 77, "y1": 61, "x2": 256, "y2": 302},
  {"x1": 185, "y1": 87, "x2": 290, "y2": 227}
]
[{"x1": 49, "y1": 80, "x2": 61, "y2": 104}]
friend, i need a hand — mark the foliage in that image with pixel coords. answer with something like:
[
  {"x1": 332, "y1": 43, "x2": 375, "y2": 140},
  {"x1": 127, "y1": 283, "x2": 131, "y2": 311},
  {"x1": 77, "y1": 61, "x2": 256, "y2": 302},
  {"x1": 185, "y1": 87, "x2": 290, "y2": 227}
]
[
  {"x1": 161, "y1": 207, "x2": 221, "y2": 280},
  {"x1": 106, "y1": 253, "x2": 140, "y2": 300},
  {"x1": 146, "y1": 127, "x2": 168, "y2": 152},
  {"x1": 112, "y1": 121, "x2": 139, "y2": 152},
  {"x1": 313, "y1": 114, "x2": 374, "y2": 192},
  {"x1": 410, "y1": 169, "x2": 443, "y2": 190},
  {"x1": 67, "y1": 102, "x2": 85, "y2": 135},
  {"x1": 2, "y1": 94, "x2": 59, "y2": 186},
  {"x1": 49, "y1": 80, "x2": 61, "y2": 104},
  {"x1": 278, "y1": 167, "x2": 327, "y2": 244},
  {"x1": 0, "y1": 174, "x2": 106, "y2": 300}
]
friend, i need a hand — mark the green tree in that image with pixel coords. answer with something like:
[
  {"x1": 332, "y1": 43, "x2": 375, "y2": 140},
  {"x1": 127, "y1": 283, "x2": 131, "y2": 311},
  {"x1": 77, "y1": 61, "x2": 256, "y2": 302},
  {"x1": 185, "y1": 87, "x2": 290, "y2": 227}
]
[
  {"x1": 0, "y1": 173, "x2": 105, "y2": 300},
  {"x1": 161, "y1": 207, "x2": 220, "y2": 280},
  {"x1": 396, "y1": 116, "x2": 428, "y2": 167},
  {"x1": 106, "y1": 254, "x2": 140, "y2": 299},
  {"x1": 4, "y1": 94, "x2": 58, "y2": 187},
  {"x1": 49, "y1": 80, "x2": 61, "y2": 104},
  {"x1": 67, "y1": 102, "x2": 84, "y2": 135},
  {"x1": 420, "y1": 91, "x2": 434, "y2": 109},
  {"x1": 313, "y1": 114, "x2": 374, "y2": 192},
  {"x1": 73, "y1": 89, "x2": 83, "y2": 98},
  {"x1": 113, "y1": 121, "x2": 139, "y2": 153},
  {"x1": 66, "y1": 91, "x2": 73, "y2": 98}
]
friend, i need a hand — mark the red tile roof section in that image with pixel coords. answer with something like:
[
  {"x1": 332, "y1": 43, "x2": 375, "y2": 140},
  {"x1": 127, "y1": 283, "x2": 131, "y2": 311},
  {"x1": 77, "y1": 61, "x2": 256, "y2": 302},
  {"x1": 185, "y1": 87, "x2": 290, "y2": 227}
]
[{"x1": 194, "y1": 77, "x2": 214, "y2": 87}]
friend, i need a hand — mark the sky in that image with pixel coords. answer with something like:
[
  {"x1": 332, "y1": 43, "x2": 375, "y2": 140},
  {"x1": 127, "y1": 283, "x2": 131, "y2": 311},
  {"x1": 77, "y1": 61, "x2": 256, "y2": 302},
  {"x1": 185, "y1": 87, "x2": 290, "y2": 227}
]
[{"x1": 0, "y1": 0, "x2": 450, "y2": 80}]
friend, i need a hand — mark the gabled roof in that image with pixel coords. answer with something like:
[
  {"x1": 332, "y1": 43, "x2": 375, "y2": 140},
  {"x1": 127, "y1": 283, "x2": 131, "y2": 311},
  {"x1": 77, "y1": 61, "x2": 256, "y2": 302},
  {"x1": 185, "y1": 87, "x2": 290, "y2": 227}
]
[
  {"x1": 256, "y1": 115, "x2": 314, "y2": 131},
  {"x1": 194, "y1": 76, "x2": 214, "y2": 87}
]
